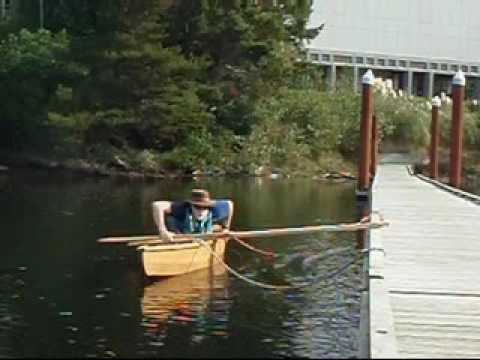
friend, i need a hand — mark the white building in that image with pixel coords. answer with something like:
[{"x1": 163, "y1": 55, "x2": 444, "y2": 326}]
[
  {"x1": 0, "y1": 0, "x2": 13, "y2": 19},
  {"x1": 307, "y1": 0, "x2": 480, "y2": 97}
]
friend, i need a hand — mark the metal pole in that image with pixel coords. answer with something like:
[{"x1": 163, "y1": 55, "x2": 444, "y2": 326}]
[
  {"x1": 449, "y1": 71, "x2": 465, "y2": 188},
  {"x1": 354, "y1": 66, "x2": 359, "y2": 93},
  {"x1": 370, "y1": 114, "x2": 378, "y2": 178},
  {"x1": 407, "y1": 70, "x2": 413, "y2": 96},
  {"x1": 430, "y1": 97, "x2": 441, "y2": 179},
  {"x1": 329, "y1": 64, "x2": 336, "y2": 92},
  {"x1": 427, "y1": 72, "x2": 435, "y2": 98},
  {"x1": 357, "y1": 69, "x2": 375, "y2": 196},
  {"x1": 39, "y1": 0, "x2": 44, "y2": 29}
]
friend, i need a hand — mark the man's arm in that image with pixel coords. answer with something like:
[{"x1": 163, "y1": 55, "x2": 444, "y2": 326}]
[{"x1": 152, "y1": 201, "x2": 174, "y2": 242}]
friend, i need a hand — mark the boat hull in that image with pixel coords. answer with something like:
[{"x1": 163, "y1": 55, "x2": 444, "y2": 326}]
[{"x1": 140, "y1": 238, "x2": 228, "y2": 277}]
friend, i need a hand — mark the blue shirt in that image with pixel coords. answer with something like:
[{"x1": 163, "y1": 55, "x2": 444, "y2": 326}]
[{"x1": 167, "y1": 200, "x2": 231, "y2": 234}]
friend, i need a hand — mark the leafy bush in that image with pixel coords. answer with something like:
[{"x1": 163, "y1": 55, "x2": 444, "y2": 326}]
[
  {"x1": 252, "y1": 87, "x2": 361, "y2": 157},
  {"x1": 375, "y1": 93, "x2": 431, "y2": 150},
  {"x1": 160, "y1": 128, "x2": 238, "y2": 173},
  {"x1": 375, "y1": 88, "x2": 480, "y2": 154},
  {"x1": 439, "y1": 101, "x2": 480, "y2": 149},
  {"x1": 238, "y1": 118, "x2": 311, "y2": 174}
]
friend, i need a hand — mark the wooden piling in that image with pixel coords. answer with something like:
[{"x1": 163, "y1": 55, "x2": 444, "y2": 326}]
[
  {"x1": 357, "y1": 70, "x2": 375, "y2": 197},
  {"x1": 430, "y1": 97, "x2": 441, "y2": 179},
  {"x1": 370, "y1": 114, "x2": 378, "y2": 178},
  {"x1": 449, "y1": 71, "x2": 465, "y2": 188}
]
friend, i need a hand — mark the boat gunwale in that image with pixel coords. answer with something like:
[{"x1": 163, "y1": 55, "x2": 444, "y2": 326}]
[{"x1": 138, "y1": 238, "x2": 227, "y2": 252}]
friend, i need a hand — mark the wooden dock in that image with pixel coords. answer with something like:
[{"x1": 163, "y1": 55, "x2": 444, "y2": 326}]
[{"x1": 366, "y1": 156, "x2": 480, "y2": 358}]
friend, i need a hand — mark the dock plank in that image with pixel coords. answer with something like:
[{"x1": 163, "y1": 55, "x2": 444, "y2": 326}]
[{"x1": 370, "y1": 164, "x2": 480, "y2": 358}]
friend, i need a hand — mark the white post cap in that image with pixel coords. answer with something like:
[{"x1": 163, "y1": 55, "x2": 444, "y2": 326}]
[
  {"x1": 362, "y1": 69, "x2": 375, "y2": 85},
  {"x1": 431, "y1": 96, "x2": 441, "y2": 107},
  {"x1": 452, "y1": 70, "x2": 466, "y2": 86}
]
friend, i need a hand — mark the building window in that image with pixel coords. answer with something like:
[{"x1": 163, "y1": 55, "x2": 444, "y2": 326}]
[
  {"x1": 322, "y1": 54, "x2": 331, "y2": 62},
  {"x1": 334, "y1": 55, "x2": 352, "y2": 64},
  {"x1": 410, "y1": 61, "x2": 427, "y2": 69},
  {"x1": 461, "y1": 65, "x2": 468, "y2": 72},
  {"x1": 399, "y1": 60, "x2": 407, "y2": 67},
  {"x1": 366, "y1": 57, "x2": 374, "y2": 65},
  {"x1": 377, "y1": 59, "x2": 385, "y2": 66},
  {"x1": 441, "y1": 64, "x2": 448, "y2": 71},
  {"x1": 471, "y1": 66, "x2": 479, "y2": 73},
  {"x1": 451, "y1": 64, "x2": 459, "y2": 72},
  {"x1": 388, "y1": 59, "x2": 396, "y2": 67},
  {"x1": 310, "y1": 53, "x2": 319, "y2": 61},
  {"x1": 430, "y1": 63, "x2": 438, "y2": 70},
  {"x1": 356, "y1": 57, "x2": 364, "y2": 64}
]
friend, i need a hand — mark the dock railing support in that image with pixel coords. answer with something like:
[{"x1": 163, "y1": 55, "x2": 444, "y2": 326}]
[
  {"x1": 430, "y1": 97, "x2": 441, "y2": 179},
  {"x1": 449, "y1": 71, "x2": 465, "y2": 188},
  {"x1": 357, "y1": 69, "x2": 375, "y2": 199},
  {"x1": 370, "y1": 114, "x2": 378, "y2": 178}
]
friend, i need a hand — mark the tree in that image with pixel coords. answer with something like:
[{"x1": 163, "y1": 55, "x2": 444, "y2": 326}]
[
  {"x1": 164, "y1": 0, "x2": 317, "y2": 134},
  {"x1": 0, "y1": 28, "x2": 82, "y2": 149},
  {"x1": 48, "y1": 0, "x2": 213, "y2": 153}
]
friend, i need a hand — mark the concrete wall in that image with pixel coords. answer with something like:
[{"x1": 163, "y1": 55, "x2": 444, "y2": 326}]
[{"x1": 308, "y1": 0, "x2": 480, "y2": 63}]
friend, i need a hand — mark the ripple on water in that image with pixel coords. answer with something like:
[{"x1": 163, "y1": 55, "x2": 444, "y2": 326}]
[{"x1": 0, "y1": 274, "x2": 26, "y2": 358}]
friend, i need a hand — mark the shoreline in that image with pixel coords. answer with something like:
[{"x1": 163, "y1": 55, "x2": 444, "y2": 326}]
[{"x1": 0, "y1": 152, "x2": 357, "y2": 182}]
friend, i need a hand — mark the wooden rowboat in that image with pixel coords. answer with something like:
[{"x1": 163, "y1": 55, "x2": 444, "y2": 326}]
[{"x1": 139, "y1": 238, "x2": 228, "y2": 277}]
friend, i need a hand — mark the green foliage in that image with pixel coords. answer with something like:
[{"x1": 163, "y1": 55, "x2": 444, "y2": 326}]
[
  {"x1": 0, "y1": 28, "x2": 83, "y2": 149},
  {"x1": 238, "y1": 118, "x2": 312, "y2": 173},
  {"x1": 2, "y1": 0, "x2": 374, "y2": 176},
  {"x1": 0, "y1": 29, "x2": 68, "y2": 73},
  {"x1": 253, "y1": 87, "x2": 361, "y2": 157},
  {"x1": 438, "y1": 101, "x2": 480, "y2": 148},
  {"x1": 165, "y1": 0, "x2": 315, "y2": 135},
  {"x1": 375, "y1": 92, "x2": 480, "y2": 154},
  {"x1": 161, "y1": 128, "x2": 239, "y2": 173},
  {"x1": 44, "y1": 1, "x2": 214, "y2": 154},
  {"x1": 375, "y1": 93, "x2": 432, "y2": 150}
]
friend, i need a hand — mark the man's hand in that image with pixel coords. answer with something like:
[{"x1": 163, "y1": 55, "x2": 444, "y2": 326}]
[
  {"x1": 213, "y1": 224, "x2": 230, "y2": 235},
  {"x1": 360, "y1": 215, "x2": 371, "y2": 223},
  {"x1": 160, "y1": 230, "x2": 174, "y2": 242}
]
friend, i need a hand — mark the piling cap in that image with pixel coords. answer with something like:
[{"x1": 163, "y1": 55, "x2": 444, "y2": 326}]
[
  {"x1": 362, "y1": 69, "x2": 375, "y2": 85},
  {"x1": 431, "y1": 96, "x2": 441, "y2": 107},
  {"x1": 452, "y1": 71, "x2": 466, "y2": 86}
]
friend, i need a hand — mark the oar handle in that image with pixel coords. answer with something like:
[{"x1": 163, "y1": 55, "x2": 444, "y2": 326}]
[{"x1": 97, "y1": 219, "x2": 389, "y2": 245}]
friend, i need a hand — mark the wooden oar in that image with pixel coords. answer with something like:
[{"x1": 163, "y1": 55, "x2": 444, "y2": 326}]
[
  {"x1": 97, "y1": 217, "x2": 388, "y2": 246},
  {"x1": 97, "y1": 233, "x2": 229, "y2": 244}
]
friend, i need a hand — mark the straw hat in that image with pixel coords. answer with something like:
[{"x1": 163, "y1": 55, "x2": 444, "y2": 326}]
[{"x1": 189, "y1": 189, "x2": 215, "y2": 208}]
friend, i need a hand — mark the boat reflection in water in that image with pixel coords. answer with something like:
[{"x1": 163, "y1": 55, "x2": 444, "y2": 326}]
[{"x1": 141, "y1": 265, "x2": 231, "y2": 337}]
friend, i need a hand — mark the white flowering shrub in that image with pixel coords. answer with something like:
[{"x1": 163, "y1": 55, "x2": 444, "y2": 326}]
[{"x1": 373, "y1": 78, "x2": 480, "y2": 152}]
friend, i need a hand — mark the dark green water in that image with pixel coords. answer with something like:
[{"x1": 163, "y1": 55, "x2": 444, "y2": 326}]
[{"x1": 0, "y1": 169, "x2": 364, "y2": 358}]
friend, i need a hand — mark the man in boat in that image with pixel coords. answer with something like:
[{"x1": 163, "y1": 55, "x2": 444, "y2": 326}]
[{"x1": 152, "y1": 189, "x2": 234, "y2": 242}]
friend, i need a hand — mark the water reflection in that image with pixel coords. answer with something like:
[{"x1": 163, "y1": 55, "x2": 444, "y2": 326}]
[{"x1": 142, "y1": 266, "x2": 230, "y2": 335}]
